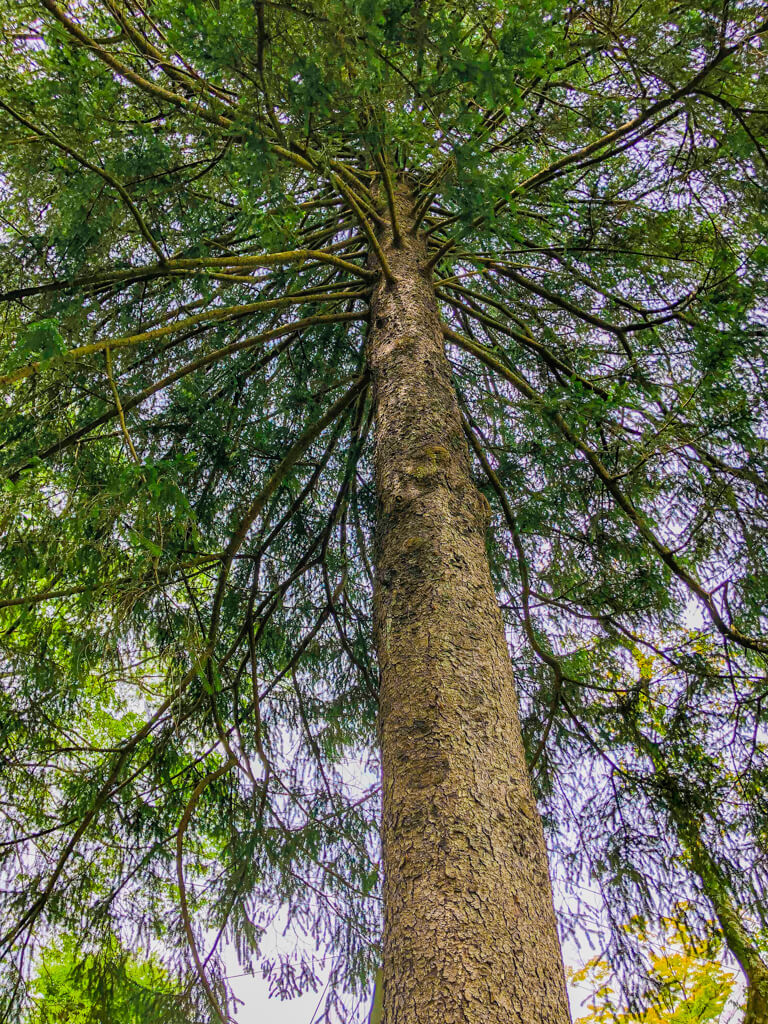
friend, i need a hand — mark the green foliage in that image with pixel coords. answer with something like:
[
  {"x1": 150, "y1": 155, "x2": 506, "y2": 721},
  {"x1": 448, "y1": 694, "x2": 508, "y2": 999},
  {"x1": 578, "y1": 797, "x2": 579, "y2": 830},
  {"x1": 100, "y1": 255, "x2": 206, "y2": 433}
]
[
  {"x1": 5, "y1": 320, "x2": 66, "y2": 371},
  {"x1": 571, "y1": 916, "x2": 738, "y2": 1024},
  {"x1": 0, "y1": 0, "x2": 766, "y2": 1020},
  {"x1": 25, "y1": 934, "x2": 195, "y2": 1024}
]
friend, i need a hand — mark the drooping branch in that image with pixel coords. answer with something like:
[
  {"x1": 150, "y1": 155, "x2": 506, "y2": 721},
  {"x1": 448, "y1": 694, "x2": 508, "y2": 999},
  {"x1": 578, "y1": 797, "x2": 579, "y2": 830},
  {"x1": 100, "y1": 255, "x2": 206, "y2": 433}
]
[
  {"x1": 207, "y1": 374, "x2": 368, "y2": 645},
  {"x1": 176, "y1": 755, "x2": 237, "y2": 1024},
  {"x1": 3, "y1": 312, "x2": 363, "y2": 477},
  {"x1": 446, "y1": 323, "x2": 768, "y2": 656},
  {"x1": 39, "y1": 0, "x2": 235, "y2": 127},
  {"x1": 1, "y1": 307, "x2": 367, "y2": 388},
  {"x1": 462, "y1": 413, "x2": 573, "y2": 770},
  {"x1": 0, "y1": 100, "x2": 167, "y2": 260}
]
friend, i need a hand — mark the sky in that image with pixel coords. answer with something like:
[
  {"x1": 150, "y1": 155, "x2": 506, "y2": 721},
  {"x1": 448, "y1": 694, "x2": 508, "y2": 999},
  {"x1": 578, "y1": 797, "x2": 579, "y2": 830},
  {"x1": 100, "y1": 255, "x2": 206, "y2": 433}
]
[
  {"x1": 231, "y1": 972, "x2": 329, "y2": 1024},
  {"x1": 225, "y1": 939, "x2": 592, "y2": 1023}
]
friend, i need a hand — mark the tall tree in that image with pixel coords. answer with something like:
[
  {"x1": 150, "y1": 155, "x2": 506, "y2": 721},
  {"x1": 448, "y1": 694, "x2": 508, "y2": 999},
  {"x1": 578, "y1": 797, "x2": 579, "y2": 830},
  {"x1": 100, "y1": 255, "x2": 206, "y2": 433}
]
[
  {"x1": 0, "y1": 1, "x2": 766, "y2": 1022},
  {"x1": 556, "y1": 637, "x2": 768, "y2": 1024}
]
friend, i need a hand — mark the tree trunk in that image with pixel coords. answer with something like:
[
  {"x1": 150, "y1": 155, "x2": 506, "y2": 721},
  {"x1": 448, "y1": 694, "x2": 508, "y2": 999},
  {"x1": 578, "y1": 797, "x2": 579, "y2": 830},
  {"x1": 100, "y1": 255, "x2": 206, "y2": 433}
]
[
  {"x1": 675, "y1": 806, "x2": 768, "y2": 1024},
  {"x1": 632, "y1": 728, "x2": 768, "y2": 1024},
  {"x1": 367, "y1": 186, "x2": 571, "y2": 1024}
]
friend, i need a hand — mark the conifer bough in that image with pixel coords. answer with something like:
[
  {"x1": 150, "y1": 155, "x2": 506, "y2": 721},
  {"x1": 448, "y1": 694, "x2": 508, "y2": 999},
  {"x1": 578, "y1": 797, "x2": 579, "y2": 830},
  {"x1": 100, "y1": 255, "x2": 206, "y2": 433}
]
[{"x1": 0, "y1": 1, "x2": 767, "y2": 1022}]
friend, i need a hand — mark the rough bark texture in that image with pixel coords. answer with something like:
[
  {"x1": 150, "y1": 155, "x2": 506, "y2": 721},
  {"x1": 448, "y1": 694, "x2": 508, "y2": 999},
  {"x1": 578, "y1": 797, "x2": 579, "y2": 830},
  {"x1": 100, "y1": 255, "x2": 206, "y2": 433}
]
[
  {"x1": 368, "y1": 188, "x2": 571, "y2": 1024},
  {"x1": 746, "y1": 985, "x2": 768, "y2": 1024}
]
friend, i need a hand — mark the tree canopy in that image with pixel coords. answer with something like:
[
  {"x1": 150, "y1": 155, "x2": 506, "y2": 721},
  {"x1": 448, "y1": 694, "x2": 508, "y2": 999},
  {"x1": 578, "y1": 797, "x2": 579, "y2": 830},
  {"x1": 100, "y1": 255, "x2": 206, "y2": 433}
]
[
  {"x1": 23, "y1": 933, "x2": 194, "y2": 1024},
  {"x1": 1, "y1": 0, "x2": 767, "y2": 1020}
]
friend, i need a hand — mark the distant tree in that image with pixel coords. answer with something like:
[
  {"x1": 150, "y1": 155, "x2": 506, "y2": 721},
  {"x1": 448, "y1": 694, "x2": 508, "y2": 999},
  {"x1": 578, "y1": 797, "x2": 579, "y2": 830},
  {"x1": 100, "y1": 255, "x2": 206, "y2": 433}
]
[
  {"x1": 570, "y1": 916, "x2": 739, "y2": 1024},
  {"x1": 24, "y1": 934, "x2": 196, "y2": 1024},
  {"x1": 553, "y1": 634, "x2": 768, "y2": 1023}
]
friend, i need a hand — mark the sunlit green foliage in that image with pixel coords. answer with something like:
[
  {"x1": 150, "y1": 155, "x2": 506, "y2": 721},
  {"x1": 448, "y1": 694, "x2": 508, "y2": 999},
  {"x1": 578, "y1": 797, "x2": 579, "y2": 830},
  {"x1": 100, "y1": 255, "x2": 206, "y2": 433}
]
[
  {"x1": 24, "y1": 934, "x2": 195, "y2": 1024},
  {"x1": 571, "y1": 916, "x2": 739, "y2": 1024}
]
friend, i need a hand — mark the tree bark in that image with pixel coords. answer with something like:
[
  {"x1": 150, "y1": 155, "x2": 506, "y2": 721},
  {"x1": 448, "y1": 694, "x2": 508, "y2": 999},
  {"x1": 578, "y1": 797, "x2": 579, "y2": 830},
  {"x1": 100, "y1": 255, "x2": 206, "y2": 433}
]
[{"x1": 367, "y1": 186, "x2": 571, "y2": 1024}]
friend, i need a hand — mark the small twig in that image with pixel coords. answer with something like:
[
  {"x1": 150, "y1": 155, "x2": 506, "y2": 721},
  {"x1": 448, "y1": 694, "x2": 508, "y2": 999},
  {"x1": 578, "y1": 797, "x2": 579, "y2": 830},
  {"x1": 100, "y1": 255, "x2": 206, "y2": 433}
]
[
  {"x1": 176, "y1": 756, "x2": 237, "y2": 1023},
  {"x1": 104, "y1": 346, "x2": 139, "y2": 464}
]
